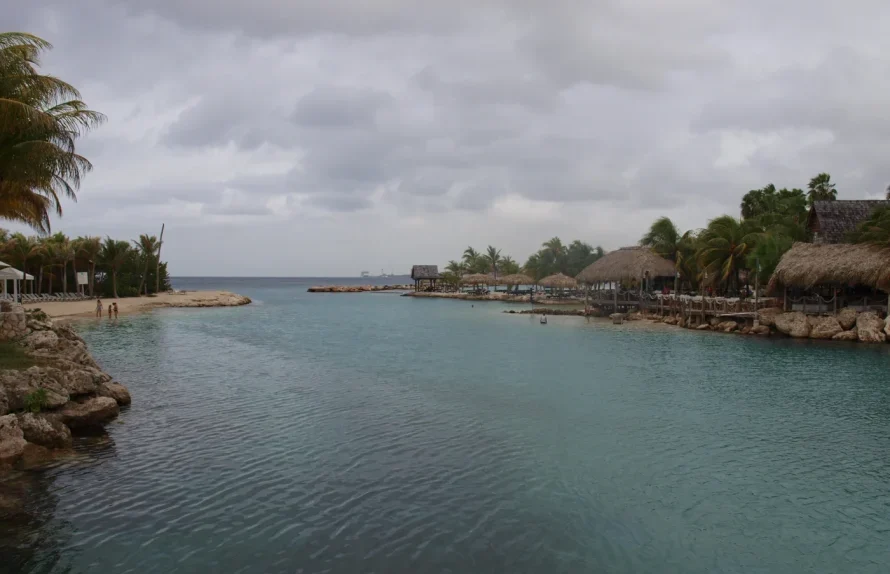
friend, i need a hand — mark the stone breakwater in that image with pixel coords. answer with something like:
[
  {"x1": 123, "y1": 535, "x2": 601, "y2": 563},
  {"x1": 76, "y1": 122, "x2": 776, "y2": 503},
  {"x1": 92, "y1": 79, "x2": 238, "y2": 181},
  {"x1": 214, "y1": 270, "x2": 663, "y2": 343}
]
[
  {"x1": 0, "y1": 305, "x2": 131, "y2": 471},
  {"x1": 643, "y1": 307, "x2": 890, "y2": 343},
  {"x1": 163, "y1": 291, "x2": 252, "y2": 308},
  {"x1": 308, "y1": 285, "x2": 413, "y2": 293}
]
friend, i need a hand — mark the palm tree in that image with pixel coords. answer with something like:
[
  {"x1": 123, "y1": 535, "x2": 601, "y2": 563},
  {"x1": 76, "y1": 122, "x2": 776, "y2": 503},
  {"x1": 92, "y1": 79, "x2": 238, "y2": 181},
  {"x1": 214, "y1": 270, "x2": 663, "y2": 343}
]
[
  {"x1": 76, "y1": 236, "x2": 101, "y2": 296},
  {"x1": 885, "y1": 184, "x2": 890, "y2": 200},
  {"x1": 640, "y1": 217, "x2": 682, "y2": 260},
  {"x1": 806, "y1": 172, "x2": 837, "y2": 207},
  {"x1": 6, "y1": 233, "x2": 39, "y2": 292},
  {"x1": 696, "y1": 216, "x2": 759, "y2": 293},
  {"x1": 462, "y1": 247, "x2": 481, "y2": 273},
  {"x1": 0, "y1": 33, "x2": 105, "y2": 231},
  {"x1": 445, "y1": 260, "x2": 463, "y2": 277},
  {"x1": 484, "y1": 245, "x2": 501, "y2": 278},
  {"x1": 499, "y1": 256, "x2": 520, "y2": 276},
  {"x1": 133, "y1": 234, "x2": 160, "y2": 295},
  {"x1": 99, "y1": 237, "x2": 130, "y2": 298},
  {"x1": 848, "y1": 207, "x2": 890, "y2": 246},
  {"x1": 55, "y1": 235, "x2": 75, "y2": 293}
]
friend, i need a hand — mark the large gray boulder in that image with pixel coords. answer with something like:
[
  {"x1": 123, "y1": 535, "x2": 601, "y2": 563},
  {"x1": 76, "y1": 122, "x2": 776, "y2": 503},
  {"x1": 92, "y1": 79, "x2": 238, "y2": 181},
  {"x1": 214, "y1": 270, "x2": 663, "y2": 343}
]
[
  {"x1": 0, "y1": 414, "x2": 26, "y2": 464},
  {"x1": 58, "y1": 397, "x2": 119, "y2": 431},
  {"x1": 97, "y1": 383, "x2": 131, "y2": 406},
  {"x1": 775, "y1": 312, "x2": 811, "y2": 338},
  {"x1": 832, "y1": 328, "x2": 859, "y2": 342},
  {"x1": 809, "y1": 316, "x2": 844, "y2": 340},
  {"x1": 757, "y1": 307, "x2": 784, "y2": 328},
  {"x1": 837, "y1": 308, "x2": 859, "y2": 331},
  {"x1": 0, "y1": 367, "x2": 69, "y2": 412},
  {"x1": 857, "y1": 312, "x2": 886, "y2": 343},
  {"x1": 16, "y1": 413, "x2": 72, "y2": 449}
]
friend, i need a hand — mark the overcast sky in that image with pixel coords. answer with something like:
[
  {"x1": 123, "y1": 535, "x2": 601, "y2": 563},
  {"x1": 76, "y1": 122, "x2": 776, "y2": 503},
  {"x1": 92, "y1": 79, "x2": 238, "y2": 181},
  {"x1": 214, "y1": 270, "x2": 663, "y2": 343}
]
[{"x1": 8, "y1": 1, "x2": 890, "y2": 276}]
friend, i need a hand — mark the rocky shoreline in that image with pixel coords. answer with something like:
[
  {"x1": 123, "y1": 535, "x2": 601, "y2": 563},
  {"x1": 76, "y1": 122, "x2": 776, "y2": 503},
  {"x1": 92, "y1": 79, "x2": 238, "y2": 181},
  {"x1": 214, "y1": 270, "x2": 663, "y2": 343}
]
[
  {"x1": 308, "y1": 284, "x2": 412, "y2": 293},
  {"x1": 0, "y1": 305, "x2": 130, "y2": 472}
]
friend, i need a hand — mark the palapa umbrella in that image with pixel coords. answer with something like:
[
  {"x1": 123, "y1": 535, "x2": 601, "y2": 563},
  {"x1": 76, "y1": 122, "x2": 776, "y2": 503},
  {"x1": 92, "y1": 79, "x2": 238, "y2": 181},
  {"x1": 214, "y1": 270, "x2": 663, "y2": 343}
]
[
  {"x1": 499, "y1": 273, "x2": 535, "y2": 286},
  {"x1": 538, "y1": 273, "x2": 577, "y2": 289}
]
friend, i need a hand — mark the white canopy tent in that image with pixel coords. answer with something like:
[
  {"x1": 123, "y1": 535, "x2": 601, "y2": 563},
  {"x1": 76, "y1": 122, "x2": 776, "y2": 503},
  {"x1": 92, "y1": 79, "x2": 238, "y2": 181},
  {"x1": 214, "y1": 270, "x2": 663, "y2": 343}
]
[{"x1": 0, "y1": 266, "x2": 34, "y2": 301}]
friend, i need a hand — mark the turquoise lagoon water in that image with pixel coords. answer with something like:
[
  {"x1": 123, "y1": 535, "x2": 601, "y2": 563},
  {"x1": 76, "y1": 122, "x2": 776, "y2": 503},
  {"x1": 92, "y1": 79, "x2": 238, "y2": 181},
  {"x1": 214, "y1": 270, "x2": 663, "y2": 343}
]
[{"x1": 5, "y1": 277, "x2": 890, "y2": 573}]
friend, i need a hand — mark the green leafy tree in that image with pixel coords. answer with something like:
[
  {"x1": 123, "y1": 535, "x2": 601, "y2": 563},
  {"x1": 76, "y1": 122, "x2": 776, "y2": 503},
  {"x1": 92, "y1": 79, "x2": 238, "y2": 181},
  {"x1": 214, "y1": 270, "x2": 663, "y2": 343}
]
[
  {"x1": 462, "y1": 247, "x2": 483, "y2": 274},
  {"x1": 848, "y1": 206, "x2": 890, "y2": 246},
  {"x1": 640, "y1": 217, "x2": 683, "y2": 261},
  {"x1": 499, "y1": 256, "x2": 520, "y2": 276},
  {"x1": 6, "y1": 233, "x2": 39, "y2": 292},
  {"x1": 483, "y1": 245, "x2": 502, "y2": 278},
  {"x1": 0, "y1": 32, "x2": 104, "y2": 231},
  {"x1": 696, "y1": 216, "x2": 759, "y2": 293},
  {"x1": 133, "y1": 234, "x2": 160, "y2": 295},
  {"x1": 76, "y1": 235, "x2": 101, "y2": 295},
  {"x1": 806, "y1": 172, "x2": 837, "y2": 207},
  {"x1": 99, "y1": 237, "x2": 131, "y2": 298}
]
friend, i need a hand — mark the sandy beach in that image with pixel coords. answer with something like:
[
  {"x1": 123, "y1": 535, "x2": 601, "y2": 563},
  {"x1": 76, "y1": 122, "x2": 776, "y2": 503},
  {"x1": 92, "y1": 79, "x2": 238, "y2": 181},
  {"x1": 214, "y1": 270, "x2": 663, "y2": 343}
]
[{"x1": 23, "y1": 291, "x2": 251, "y2": 319}]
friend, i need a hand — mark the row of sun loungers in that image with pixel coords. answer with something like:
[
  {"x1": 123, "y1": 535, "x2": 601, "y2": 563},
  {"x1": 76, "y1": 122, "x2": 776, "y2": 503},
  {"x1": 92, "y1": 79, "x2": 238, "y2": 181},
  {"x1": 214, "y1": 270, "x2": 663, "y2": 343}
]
[{"x1": 15, "y1": 293, "x2": 92, "y2": 303}]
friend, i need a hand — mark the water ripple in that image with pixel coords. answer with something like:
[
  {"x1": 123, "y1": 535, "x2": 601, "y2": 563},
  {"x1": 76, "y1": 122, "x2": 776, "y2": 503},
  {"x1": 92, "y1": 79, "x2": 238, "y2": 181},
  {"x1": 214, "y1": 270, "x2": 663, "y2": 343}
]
[{"x1": 3, "y1": 279, "x2": 890, "y2": 573}]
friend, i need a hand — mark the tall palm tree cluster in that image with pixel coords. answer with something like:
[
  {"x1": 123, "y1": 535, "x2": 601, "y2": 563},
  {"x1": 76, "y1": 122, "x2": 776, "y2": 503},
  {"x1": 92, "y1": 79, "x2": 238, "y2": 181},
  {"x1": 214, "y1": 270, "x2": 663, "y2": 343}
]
[
  {"x1": 639, "y1": 172, "x2": 889, "y2": 294},
  {"x1": 0, "y1": 230, "x2": 170, "y2": 298},
  {"x1": 1, "y1": 32, "x2": 103, "y2": 232},
  {"x1": 442, "y1": 238, "x2": 605, "y2": 286}
]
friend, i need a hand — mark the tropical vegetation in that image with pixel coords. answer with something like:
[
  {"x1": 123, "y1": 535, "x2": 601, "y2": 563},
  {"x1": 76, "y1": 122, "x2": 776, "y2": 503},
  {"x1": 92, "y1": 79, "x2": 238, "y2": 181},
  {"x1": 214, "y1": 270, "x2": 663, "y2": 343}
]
[
  {"x1": 0, "y1": 32, "x2": 103, "y2": 232},
  {"x1": 0, "y1": 229, "x2": 170, "y2": 298}
]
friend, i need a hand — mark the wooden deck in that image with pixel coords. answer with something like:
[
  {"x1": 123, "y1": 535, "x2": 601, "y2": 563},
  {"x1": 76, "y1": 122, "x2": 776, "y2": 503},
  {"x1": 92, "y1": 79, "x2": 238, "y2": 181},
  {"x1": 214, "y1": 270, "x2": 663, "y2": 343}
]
[{"x1": 586, "y1": 292, "x2": 778, "y2": 319}]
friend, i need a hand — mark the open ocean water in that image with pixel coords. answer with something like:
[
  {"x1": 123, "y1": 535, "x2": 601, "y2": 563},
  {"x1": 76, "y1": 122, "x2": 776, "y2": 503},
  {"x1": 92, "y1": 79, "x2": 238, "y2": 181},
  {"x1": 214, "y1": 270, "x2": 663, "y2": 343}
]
[{"x1": 4, "y1": 276, "x2": 890, "y2": 573}]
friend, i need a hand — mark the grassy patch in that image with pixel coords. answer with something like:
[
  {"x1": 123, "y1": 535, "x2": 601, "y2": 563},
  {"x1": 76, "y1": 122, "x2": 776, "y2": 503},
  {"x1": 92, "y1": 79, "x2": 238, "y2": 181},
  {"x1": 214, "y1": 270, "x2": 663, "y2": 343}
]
[{"x1": 0, "y1": 342, "x2": 40, "y2": 370}]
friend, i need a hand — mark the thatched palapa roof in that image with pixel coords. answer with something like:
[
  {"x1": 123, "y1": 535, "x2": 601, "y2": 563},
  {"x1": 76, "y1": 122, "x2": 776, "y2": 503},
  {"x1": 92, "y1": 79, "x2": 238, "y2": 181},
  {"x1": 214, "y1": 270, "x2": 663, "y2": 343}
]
[
  {"x1": 538, "y1": 273, "x2": 577, "y2": 288},
  {"x1": 768, "y1": 242, "x2": 890, "y2": 292},
  {"x1": 411, "y1": 265, "x2": 440, "y2": 280},
  {"x1": 808, "y1": 200, "x2": 890, "y2": 244},
  {"x1": 499, "y1": 273, "x2": 535, "y2": 286},
  {"x1": 576, "y1": 247, "x2": 675, "y2": 284},
  {"x1": 461, "y1": 273, "x2": 495, "y2": 284}
]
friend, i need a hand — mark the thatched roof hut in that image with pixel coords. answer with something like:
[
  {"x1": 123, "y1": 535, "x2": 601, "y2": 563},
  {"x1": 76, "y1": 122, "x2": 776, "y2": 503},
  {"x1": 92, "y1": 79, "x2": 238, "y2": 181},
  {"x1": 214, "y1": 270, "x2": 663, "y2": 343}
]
[
  {"x1": 460, "y1": 273, "x2": 495, "y2": 285},
  {"x1": 499, "y1": 273, "x2": 535, "y2": 286},
  {"x1": 411, "y1": 265, "x2": 441, "y2": 280},
  {"x1": 768, "y1": 242, "x2": 890, "y2": 292},
  {"x1": 538, "y1": 273, "x2": 577, "y2": 289},
  {"x1": 808, "y1": 200, "x2": 890, "y2": 244},
  {"x1": 576, "y1": 247, "x2": 675, "y2": 284}
]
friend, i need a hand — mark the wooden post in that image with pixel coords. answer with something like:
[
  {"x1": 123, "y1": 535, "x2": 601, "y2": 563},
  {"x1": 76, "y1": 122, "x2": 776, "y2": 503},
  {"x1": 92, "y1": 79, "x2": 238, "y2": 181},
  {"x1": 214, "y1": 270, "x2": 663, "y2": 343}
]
[
  {"x1": 585, "y1": 284, "x2": 589, "y2": 316},
  {"x1": 613, "y1": 280, "x2": 618, "y2": 313},
  {"x1": 155, "y1": 223, "x2": 165, "y2": 294}
]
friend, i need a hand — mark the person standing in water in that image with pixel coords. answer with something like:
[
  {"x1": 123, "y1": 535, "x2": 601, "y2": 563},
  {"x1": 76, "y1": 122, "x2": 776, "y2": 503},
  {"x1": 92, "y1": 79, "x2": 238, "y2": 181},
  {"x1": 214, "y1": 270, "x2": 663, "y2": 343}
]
[
  {"x1": 95, "y1": 298, "x2": 103, "y2": 318},
  {"x1": 113, "y1": 302, "x2": 119, "y2": 319}
]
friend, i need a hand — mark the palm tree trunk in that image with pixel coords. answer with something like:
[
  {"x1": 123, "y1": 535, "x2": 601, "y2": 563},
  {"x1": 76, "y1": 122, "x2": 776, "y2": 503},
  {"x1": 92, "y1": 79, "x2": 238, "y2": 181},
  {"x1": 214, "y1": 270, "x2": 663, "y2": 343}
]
[
  {"x1": 47, "y1": 269, "x2": 53, "y2": 295},
  {"x1": 156, "y1": 223, "x2": 164, "y2": 294},
  {"x1": 112, "y1": 270, "x2": 118, "y2": 299},
  {"x1": 89, "y1": 262, "x2": 95, "y2": 296},
  {"x1": 62, "y1": 261, "x2": 68, "y2": 293},
  {"x1": 138, "y1": 259, "x2": 148, "y2": 296}
]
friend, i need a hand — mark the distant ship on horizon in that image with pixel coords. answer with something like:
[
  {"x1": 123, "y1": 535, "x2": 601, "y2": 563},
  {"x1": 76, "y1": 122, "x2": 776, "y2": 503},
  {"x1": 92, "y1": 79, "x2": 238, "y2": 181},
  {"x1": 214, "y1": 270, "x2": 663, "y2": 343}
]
[{"x1": 360, "y1": 271, "x2": 370, "y2": 278}]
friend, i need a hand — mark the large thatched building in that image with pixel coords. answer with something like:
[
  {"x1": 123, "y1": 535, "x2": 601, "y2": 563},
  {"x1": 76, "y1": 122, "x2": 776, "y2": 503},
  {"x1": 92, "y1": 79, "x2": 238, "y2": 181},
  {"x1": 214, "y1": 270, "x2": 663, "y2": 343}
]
[
  {"x1": 808, "y1": 200, "x2": 890, "y2": 244},
  {"x1": 769, "y1": 243, "x2": 890, "y2": 313},
  {"x1": 576, "y1": 247, "x2": 675, "y2": 286}
]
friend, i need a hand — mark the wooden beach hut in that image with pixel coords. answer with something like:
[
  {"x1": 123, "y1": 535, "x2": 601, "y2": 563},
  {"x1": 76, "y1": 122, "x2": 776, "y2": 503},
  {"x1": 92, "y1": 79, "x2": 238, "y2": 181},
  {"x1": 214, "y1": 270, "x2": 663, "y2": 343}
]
[
  {"x1": 411, "y1": 265, "x2": 442, "y2": 292},
  {"x1": 576, "y1": 247, "x2": 676, "y2": 312},
  {"x1": 768, "y1": 242, "x2": 890, "y2": 313}
]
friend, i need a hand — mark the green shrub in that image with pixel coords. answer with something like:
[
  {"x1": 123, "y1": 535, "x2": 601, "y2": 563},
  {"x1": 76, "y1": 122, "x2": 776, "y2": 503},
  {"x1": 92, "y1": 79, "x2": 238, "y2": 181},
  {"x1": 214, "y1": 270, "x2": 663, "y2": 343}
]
[{"x1": 24, "y1": 388, "x2": 48, "y2": 413}]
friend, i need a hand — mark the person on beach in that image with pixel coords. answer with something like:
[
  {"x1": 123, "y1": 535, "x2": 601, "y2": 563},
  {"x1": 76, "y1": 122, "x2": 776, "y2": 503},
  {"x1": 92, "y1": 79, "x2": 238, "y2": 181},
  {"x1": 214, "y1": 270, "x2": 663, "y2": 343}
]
[
  {"x1": 113, "y1": 302, "x2": 119, "y2": 319},
  {"x1": 95, "y1": 298, "x2": 103, "y2": 318}
]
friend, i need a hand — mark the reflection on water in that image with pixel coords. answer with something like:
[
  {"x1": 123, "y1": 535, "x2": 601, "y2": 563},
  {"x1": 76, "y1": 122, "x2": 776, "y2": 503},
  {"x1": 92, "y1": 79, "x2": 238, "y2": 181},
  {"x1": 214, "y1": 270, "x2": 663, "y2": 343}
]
[{"x1": 3, "y1": 277, "x2": 890, "y2": 573}]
